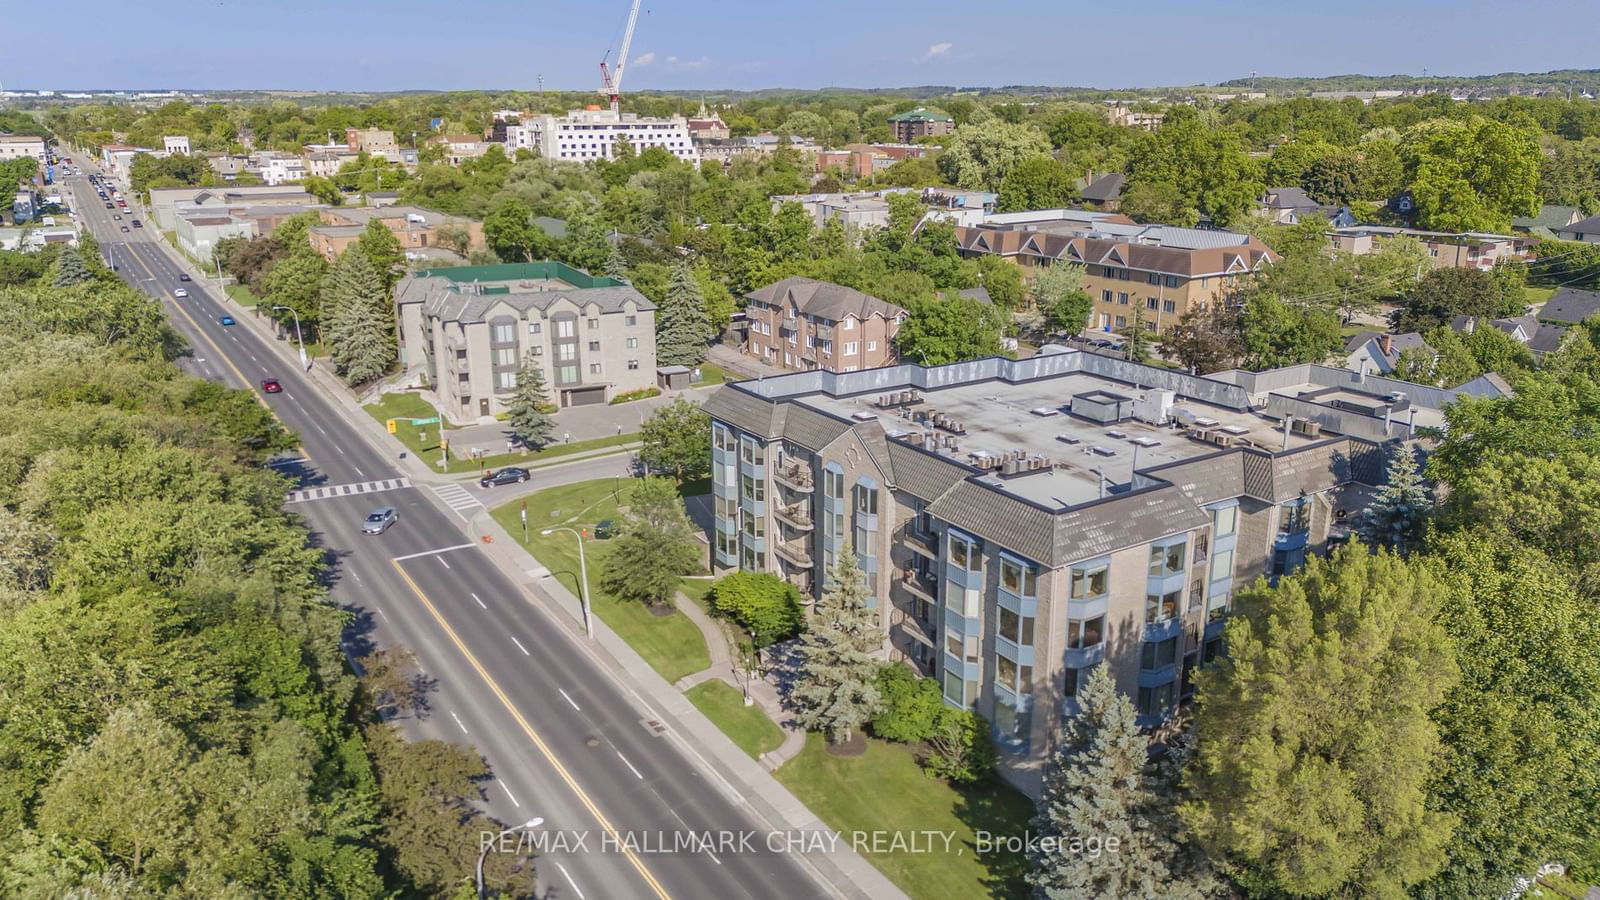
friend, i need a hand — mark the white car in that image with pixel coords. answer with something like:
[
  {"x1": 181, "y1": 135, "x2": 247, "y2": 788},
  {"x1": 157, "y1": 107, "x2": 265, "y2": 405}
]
[{"x1": 173, "y1": 288, "x2": 189, "y2": 299}]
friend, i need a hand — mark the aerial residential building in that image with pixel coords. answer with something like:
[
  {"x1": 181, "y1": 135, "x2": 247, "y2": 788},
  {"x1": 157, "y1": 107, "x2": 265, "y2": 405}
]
[
  {"x1": 1537, "y1": 287, "x2": 1600, "y2": 326},
  {"x1": 1105, "y1": 102, "x2": 1165, "y2": 130},
  {"x1": 886, "y1": 107, "x2": 953, "y2": 143},
  {"x1": 307, "y1": 205, "x2": 484, "y2": 260},
  {"x1": 954, "y1": 213, "x2": 1278, "y2": 334},
  {"x1": 163, "y1": 135, "x2": 191, "y2": 155},
  {"x1": 512, "y1": 108, "x2": 698, "y2": 164},
  {"x1": 427, "y1": 133, "x2": 493, "y2": 165},
  {"x1": 687, "y1": 101, "x2": 730, "y2": 141},
  {"x1": 771, "y1": 190, "x2": 900, "y2": 230},
  {"x1": 702, "y1": 348, "x2": 1497, "y2": 793},
  {"x1": 1327, "y1": 225, "x2": 1536, "y2": 270},
  {"x1": 303, "y1": 148, "x2": 359, "y2": 178},
  {"x1": 394, "y1": 262, "x2": 657, "y2": 419},
  {"x1": 696, "y1": 133, "x2": 818, "y2": 168},
  {"x1": 1257, "y1": 187, "x2": 1355, "y2": 227},
  {"x1": 1510, "y1": 204, "x2": 1583, "y2": 238},
  {"x1": 1076, "y1": 172, "x2": 1126, "y2": 212},
  {"x1": 346, "y1": 127, "x2": 399, "y2": 157},
  {"x1": 1554, "y1": 214, "x2": 1600, "y2": 243},
  {"x1": 1450, "y1": 314, "x2": 1568, "y2": 359},
  {"x1": 0, "y1": 134, "x2": 48, "y2": 162},
  {"x1": 260, "y1": 154, "x2": 308, "y2": 186},
  {"x1": 1341, "y1": 331, "x2": 1433, "y2": 375},
  {"x1": 741, "y1": 276, "x2": 905, "y2": 373}
]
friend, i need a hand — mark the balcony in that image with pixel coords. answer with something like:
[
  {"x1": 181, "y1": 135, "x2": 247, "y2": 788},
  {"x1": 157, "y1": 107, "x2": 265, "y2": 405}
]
[
  {"x1": 785, "y1": 571, "x2": 813, "y2": 595},
  {"x1": 773, "y1": 462, "x2": 814, "y2": 493},
  {"x1": 903, "y1": 529, "x2": 939, "y2": 560},
  {"x1": 775, "y1": 540, "x2": 813, "y2": 568},
  {"x1": 897, "y1": 567, "x2": 937, "y2": 603},
  {"x1": 774, "y1": 502, "x2": 814, "y2": 531},
  {"x1": 891, "y1": 613, "x2": 935, "y2": 650}
]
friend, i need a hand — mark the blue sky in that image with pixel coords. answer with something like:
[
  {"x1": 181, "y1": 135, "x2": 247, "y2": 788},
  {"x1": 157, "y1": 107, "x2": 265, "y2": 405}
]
[{"x1": 10, "y1": 0, "x2": 1597, "y2": 92}]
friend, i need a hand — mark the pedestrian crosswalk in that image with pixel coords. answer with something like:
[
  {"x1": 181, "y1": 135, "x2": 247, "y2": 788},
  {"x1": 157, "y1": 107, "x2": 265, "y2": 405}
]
[
  {"x1": 432, "y1": 482, "x2": 484, "y2": 520},
  {"x1": 285, "y1": 477, "x2": 412, "y2": 504}
]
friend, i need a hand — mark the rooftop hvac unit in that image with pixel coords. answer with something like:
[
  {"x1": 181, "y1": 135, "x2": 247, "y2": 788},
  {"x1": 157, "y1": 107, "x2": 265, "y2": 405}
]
[
  {"x1": 1133, "y1": 389, "x2": 1176, "y2": 425},
  {"x1": 1291, "y1": 418, "x2": 1323, "y2": 438}
]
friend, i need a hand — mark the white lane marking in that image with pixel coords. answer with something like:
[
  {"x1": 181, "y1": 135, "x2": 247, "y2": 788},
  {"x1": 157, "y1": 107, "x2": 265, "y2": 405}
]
[
  {"x1": 315, "y1": 423, "x2": 328, "y2": 435},
  {"x1": 352, "y1": 464, "x2": 364, "y2": 477},
  {"x1": 429, "y1": 483, "x2": 484, "y2": 522},
  {"x1": 450, "y1": 711, "x2": 469, "y2": 734},
  {"x1": 559, "y1": 689, "x2": 581, "y2": 711},
  {"x1": 501, "y1": 783, "x2": 521, "y2": 807},
  {"x1": 377, "y1": 608, "x2": 390, "y2": 622},
  {"x1": 707, "y1": 851, "x2": 724, "y2": 866},
  {"x1": 615, "y1": 751, "x2": 643, "y2": 780},
  {"x1": 511, "y1": 636, "x2": 530, "y2": 656},
  {"x1": 471, "y1": 592, "x2": 487, "y2": 609},
  {"x1": 436, "y1": 556, "x2": 451, "y2": 570},
  {"x1": 390, "y1": 543, "x2": 475, "y2": 561},
  {"x1": 556, "y1": 863, "x2": 586, "y2": 900},
  {"x1": 352, "y1": 571, "x2": 363, "y2": 584},
  {"x1": 335, "y1": 445, "x2": 347, "y2": 455}
]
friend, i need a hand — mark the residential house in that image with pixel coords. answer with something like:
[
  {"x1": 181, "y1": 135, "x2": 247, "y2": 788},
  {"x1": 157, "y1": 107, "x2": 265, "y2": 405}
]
[
  {"x1": 428, "y1": 134, "x2": 493, "y2": 166},
  {"x1": 703, "y1": 349, "x2": 1480, "y2": 794},
  {"x1": 307, "y1": 205, "x2": 484, "y2": 261},
  {"x1": 1257, "y1": 187, "x2": 1356, "y2": 226},
  {"x1": 954, "y1": 214, "x2": 1278, "y2": 335},
  {"x1": 1327, "y1": 225, "x2": 1534, "y2": 271},
  {"x1": 1537, "y1": 287, "x2": 1600, "y2": 326},
  {"x1": 1451, "y1": 314, "x2": 1568, "y2": 358},
  {"x1": 1342, "y1": 331, "x2": 1432, "y2": 375},
  {"x1": 260, "y1": 154, "x2": 307, "y2": 186},
  {"x1": 394, "y1": 261, "x2": 656, "y2": 419},
  {"x1": 1510, "y1": 204, "x2": 1583, "y2": 238},
  {"x1": 303, "y1": 148, "x2": 359, "y2": 178},
  {"x1": 1555, "y1": 214, "x2": 1600, "y2": 243},
  {"x1": 742, "y1": 277, "x2": 905, "y2": 373},
  {"x1": 771, "y1": 190, "x2": 901, "y2": 231},
  {"x1": 1105, "y1": 102, "x2": 1164, "y2": 130},
  {"x1": 886, "y1": 108, "x2": 953, "y2": 143},
  {"x1": 1077, "y1": 172, "x2": 1126, "y2": 212},
  {"x1": 0, "y1": 225, "x2": 77, "y2": 251}
]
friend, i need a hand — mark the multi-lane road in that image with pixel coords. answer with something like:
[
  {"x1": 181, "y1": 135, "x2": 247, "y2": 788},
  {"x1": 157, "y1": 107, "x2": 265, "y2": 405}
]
[{"x1": 62, "y1": 161, "x2": 838, "y2": 900}]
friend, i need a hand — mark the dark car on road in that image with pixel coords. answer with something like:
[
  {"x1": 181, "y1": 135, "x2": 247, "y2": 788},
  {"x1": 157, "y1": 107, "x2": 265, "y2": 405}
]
[
  {"x1": 260, "y1": 378, "x2": 282, "y2": 394},
  {"x1": 361, "y1": 507, "x2": 398, "y2": 535},
  {"x1": 178, "y1": 273, "x2": 190, "y2": 281},
  {"x1": 479, "y1": 467, "x2": 530, "y2": 488}
]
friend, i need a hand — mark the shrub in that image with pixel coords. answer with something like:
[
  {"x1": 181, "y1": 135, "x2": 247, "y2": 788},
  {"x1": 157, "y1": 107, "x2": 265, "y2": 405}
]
[
  {"x1": 870, "y1": 663, "x2": 942, "y2": 743},
  {"x1": 708, "y1": 571, "x2": 804, "y2": 647},
  {"x1": 610, "y1": 386, "x2": 662, "y2": 405},
  {"x1": 922, "y1": 708, "x2": 997, "y2": 784}
]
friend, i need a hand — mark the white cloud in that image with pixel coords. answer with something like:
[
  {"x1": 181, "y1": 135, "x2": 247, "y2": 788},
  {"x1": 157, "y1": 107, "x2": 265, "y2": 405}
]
[
  {"x1": 631, "y1": 51, "x2": 654, "y2": 67},
  {"x1": 666, "y1": 55, "x2": 710, "y2": 70},
  {"x1": 922, "y1": 42, "x2": 953, "y2": 61}
]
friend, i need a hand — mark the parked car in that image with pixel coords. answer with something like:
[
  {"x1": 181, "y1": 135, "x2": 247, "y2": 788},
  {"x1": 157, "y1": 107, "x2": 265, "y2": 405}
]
[
  {"x1": 260, "y1": 378, "x2": 282, "y2": 394},
  {"x1": 360, "y1": 507, "x2": 398, "y2": 535},
  {"x1": 479, "y1": 467, "x2": 530, "y2": 488},
  {"x1": 594, "y1": 519, "x2": 617, "y2": 539}
]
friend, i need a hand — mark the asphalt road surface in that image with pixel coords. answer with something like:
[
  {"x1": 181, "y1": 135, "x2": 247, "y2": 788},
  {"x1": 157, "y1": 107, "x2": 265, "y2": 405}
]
[{"x1": 63, "y1": 162, "x2": 834, "y2": 900}]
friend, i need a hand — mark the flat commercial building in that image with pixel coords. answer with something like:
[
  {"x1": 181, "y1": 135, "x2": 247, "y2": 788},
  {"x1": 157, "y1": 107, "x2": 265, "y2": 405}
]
[
  {"x1": 702, "y1": 349, "x2": 1477, "y2": 793},
  {"x1": 1327, "y1": 225, "x2": 1535, "y2": 271},
  {"x1": 0, "y1": 135, "x2": 48, "y2": 161},
  {"x1": 176, "y1": 213, "x2": 255, "y2": 263},
  {"x1": 513, "y1": 108, "x2": 698, "y2": 164},
  {"x1": 308, "y1": 205, "x2": 484, "y2": 260},
  {"x1": 395, "y1": 262, "x2": 657, "y2": 421}
]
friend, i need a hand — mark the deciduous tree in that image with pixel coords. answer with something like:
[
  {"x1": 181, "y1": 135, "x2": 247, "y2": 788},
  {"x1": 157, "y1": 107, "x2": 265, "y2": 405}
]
[
  {"x1": 638, "y1": 394, "x2": 710, "y2": 481},
  {"x1": 1032, "y1": 263, "x2": 1093, "y2": 335},
  {"x1": 996, "y1": 156, "x2": 1079, "y2": 213},
  {"x1": 898, "y1": 295, "x2": 1006, "y2": 365},
  {"x1": 937, "y1": 121, "x2": 1052, "y2": 191},
  {"x1": 598, "y1": 478, "x2": 701, "y2": 611},
  {"x1": 708, "y1": 571, "x2": 804, "y2": 647}
]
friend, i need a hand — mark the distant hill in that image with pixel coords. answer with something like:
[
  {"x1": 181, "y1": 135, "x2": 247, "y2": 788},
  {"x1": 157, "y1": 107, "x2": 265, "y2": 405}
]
[{"x1": 1214, "y1": 68, "x2": 1600, "y2": 96}]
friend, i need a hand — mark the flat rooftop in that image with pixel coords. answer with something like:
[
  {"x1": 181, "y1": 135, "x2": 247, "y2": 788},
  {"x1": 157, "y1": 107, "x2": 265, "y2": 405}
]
[{"x1": 797, "y1": 370, "x2": 1320, "y2": 508}]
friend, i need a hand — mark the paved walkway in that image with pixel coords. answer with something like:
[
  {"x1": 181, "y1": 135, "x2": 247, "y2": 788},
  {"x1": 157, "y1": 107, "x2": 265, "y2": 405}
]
[
  {"x1": 707, "y1": 342, "x2": 787, "y2": 380},
  {"x1": 671, "y1": 595, "x2": 809, "y2": 770}
]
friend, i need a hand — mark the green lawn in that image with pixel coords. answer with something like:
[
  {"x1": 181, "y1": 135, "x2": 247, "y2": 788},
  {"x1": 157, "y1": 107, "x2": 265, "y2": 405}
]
[
  {"x1": 693, "y1": 362, "x2": 728, "y2": 386},
  {"x1": 224, "y1": 282, "x2": 263, "y2": 310},
  {"x1": 445, "y1": 431, "x2": 638, "y2": 474},
  {"x1": 777, "y1": 735, "x2": 1035, "y2": 900},
  {"x1": 685, "y1": 680, "x2": 784, "y2": 759},
  {"x1": 489, "y1": 478, "x2": 711, "y2": 683},
  {"x1": 361, "y1": 394, "x2": 639, "y2": 471},
  {"x1": 1524, "y1": 285, "x2": 1558, "y2": 307},
  {"x1": 363, "y1": 392, "x2": 448, "y2": 458}
]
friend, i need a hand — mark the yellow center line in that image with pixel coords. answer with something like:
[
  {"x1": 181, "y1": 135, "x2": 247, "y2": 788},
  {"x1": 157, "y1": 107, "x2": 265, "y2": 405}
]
[
  {"x1": 122, "y1": 241, "x2": 311, "y2": 461},
  {"x1": 388, "y1": 559, "x2": 673, "y2": 900}
]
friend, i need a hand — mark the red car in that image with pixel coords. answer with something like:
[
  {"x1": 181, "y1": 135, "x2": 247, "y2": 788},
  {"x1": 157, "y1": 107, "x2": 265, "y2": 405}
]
[{"x1": 261, "y1": 378, "x2": 283, "y2": 394}]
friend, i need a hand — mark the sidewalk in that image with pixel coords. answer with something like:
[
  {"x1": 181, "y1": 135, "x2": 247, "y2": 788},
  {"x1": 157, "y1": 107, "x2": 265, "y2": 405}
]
[
  {"x1": 472, "y1": 510, "x2": 906, "y2": 900},
  {"x1": 672, "y1": 596, "x2": 809, "y2": 769}
]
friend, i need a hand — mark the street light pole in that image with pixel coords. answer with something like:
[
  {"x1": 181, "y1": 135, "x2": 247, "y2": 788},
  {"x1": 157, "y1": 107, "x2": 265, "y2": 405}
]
[
  {"x1": 271, "y1": 304, "x2": 310, "y2": 371},
  {"x1": 476, "y1": 817, "x2": 544, "y2": 900},
  {"x1": 542, "y1": 527, "x2": 594, "y2": 638}
]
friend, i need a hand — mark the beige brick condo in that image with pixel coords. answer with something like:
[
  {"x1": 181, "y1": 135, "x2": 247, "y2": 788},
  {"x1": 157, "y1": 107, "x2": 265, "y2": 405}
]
[
  {"x1": 395, "y1": 262, "x2": 656, "y2": 423},
  {"x1": 702, "y1": 348, "x2": 1501, "y2": 794},
  {"x1": 741, "y1": 277, "x2": 905, "y2": 373}
]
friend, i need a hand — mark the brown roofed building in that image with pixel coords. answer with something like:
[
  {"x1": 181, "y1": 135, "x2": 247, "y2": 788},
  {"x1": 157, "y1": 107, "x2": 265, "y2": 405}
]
[{"x1": 743, "y1": 277, "x2": 906, "y2": 373}]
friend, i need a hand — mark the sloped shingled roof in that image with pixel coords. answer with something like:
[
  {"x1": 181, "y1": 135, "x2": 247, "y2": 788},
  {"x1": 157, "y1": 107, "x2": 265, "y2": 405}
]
[{"x1": 744, "y1": 276, "x2": 906, "y2": 323}]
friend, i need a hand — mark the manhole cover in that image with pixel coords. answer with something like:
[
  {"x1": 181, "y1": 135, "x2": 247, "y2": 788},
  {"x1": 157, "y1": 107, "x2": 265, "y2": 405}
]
[{"x1": 584, "y1": 736, "x2": 600, "y2": 748}]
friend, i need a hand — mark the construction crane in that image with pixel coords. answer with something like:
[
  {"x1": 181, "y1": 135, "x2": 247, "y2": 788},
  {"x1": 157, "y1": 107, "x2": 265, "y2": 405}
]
[{"x1": 598, "y1": 0, "x2": 642, "y2": 115}]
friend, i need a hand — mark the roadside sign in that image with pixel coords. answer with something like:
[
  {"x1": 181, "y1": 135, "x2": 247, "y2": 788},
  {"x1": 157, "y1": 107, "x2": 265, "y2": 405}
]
[
  {"x1": 410, "y1": 416, "x2": 441, "y2": 426},
  {"x1": 386, "y1": 419, "x2": 398, "y2": 434}
]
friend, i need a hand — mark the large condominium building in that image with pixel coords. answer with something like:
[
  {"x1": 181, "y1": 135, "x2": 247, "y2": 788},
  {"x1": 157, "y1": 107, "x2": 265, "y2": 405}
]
[
  {"x1": 1327, "y1": 225, "x2": 1535, "y2": 271},
  {"x1": 954, "y1": 213, "x2": 1278, "y2": 334},
  {"x1": 395, "y1": 262, "x2": 657, "y2": 420},
  {"x1": 506, "y1": 108, "x2": 698, "y2": 164},
  {"x1": 886, "y1": 107, "x2": 953, "y2": 143},
  {"x1": 346, "y1": 128, "x2": 399, "y2": 157},
  {"x1": 742, "y1": 277, "x2": 906, "y2": 373},
  {"x1": 703, "y1": 350, "x2": 1497, "y2": 793}
]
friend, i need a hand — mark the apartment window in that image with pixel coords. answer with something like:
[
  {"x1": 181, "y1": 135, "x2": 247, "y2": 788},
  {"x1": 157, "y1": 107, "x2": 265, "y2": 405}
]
[
  {"x1": 557, "y1": 365, "x2": 579, "y2": 383},
  {"x1": 742, "y1": 513, "x2": 764, "y2": 539},
  {"x1": 625, "y1": 315, "x2": 637, "y2": 326},
  {"x1": 997, "y1": 607, "x2": 1036, "y2": 646},
  {"x1": 588, "y1": 341, "x2": 601, "y2": 352},
  {"x1": 627, "y1": 359, "x2": 639, "y2": 370},
  {"x1": 1118, "y1": 269, "x2": 1132, "y2": 281},
  {"x1": 1118, "y1": 292, "x2": 1129, "y2": 305},
  {"x1": 1209, "y1": 548, "x2": 1234, "y2": 583},
  {"x1": 495, "y1": 371, "x2": 516, "y2": 390},
  {"x1": 943, "y1": 668, "x2": 965, "y2": 706},
  {"x1": 1145, "y1": 589, "x2": 1180, "y2": 624},
  {"x1": 1149, "y1": 542, "x2": 1186, "y2": 577},
  {"x1": 1141, "y1": 637, "x2": 1178, "y2": 670},
  {"x1": 1102, "y1": 289, "x2": 1112, "y2": 303},
  {"x1": 492, "y1": 322, "x2": 516, "y2": 343},
  {"x1": 844, "y1": 341, "x2": 858, "y2": 355},
  {"x1": 493, "y1": 348, "x2": 517, "y2": 366},
  {"x1": 1069, "y1": 563, "x2": 1109, "y2": 600},
  {"x1": 854, "y1": 484, "x2": 877, "y2": 516},
  {"x1": 1137, "y1": 682, "x2": 1175, "y2": 717},
  {"x1": 555, "y1": 319, "x2": 575, "y2": 339},
  {"x1": 824, "y1": 468, "x2": 844, "y2": 500},
  {"x1": 1213, "y1": 505, "x2": 1237, "y2": 537},
  {"x1": 1146, "y1": 297, "x2": 1159, "y2": 311},
  {"x1": 528, "y1": 322, "x2": 542, "y2": 334},
  {"x1": 948, "y1": 534, "x2": 980, "y2": 572},
  {"x1": 740, "y1": 437, "x2": 766, "y2": 467},
  {"x1": 1063, "y1": 665, "x2": 1089, "y2": 699},
  {"x1": 1208, "y1": 591, "x2": 1230, "y2": 622},
  {"x1": 999, "y1": 559, "x2": 1037, "y2": 597},
  {"x1": 626, "y1": 337, "x2": 639, "y2": 349},
  {"x1": 1162, "y1": 300, "x2": 1176, "y2": 314},
  {"x1": 1147, "y1": 272, "x2": 1161, "y2": 285},
  {"x1": 1115, "y1": 315, "x2": 1127, "y2": 328},
  {"x1": 714, "y1": 425, "x2": 737, "y2": 452},
  {"x1": 588, "y1": 363, "x2": 601, "y2": 375},
  {"x1": 1164, "y1": 274, "x2": 1180, "y2": 288},
  {"x1": 740, "y1": 473, "x2": 765, "y2": 503},
  {"x1": 1066, "y1": 615, "x2": 1104, "y2": 649},
  {"x1": 994, "y1": 654, "x2": 1033, "y2": 695},
  {"x1": 866, "y1": 341, "x2": 877, "y2": 352},
  {"x1": 556, "y1": 344, "x2": 576, "y2": 362},
  {"x1": 805, "y1": 335, "x2": 815, "y2": 349},
  {"x1": 1145, "y1": 320, "x2": 1157, "y2": 333},
  {"x1": 842, "y1": 318, "x2": 855, "y2": 331}
]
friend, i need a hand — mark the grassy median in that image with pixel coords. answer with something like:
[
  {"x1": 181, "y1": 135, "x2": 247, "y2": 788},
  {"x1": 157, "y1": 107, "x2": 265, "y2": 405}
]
[
  {"x1": 490, "y1": 478, "x2": 711, "y2": 683},
  {"x1": 684, "y1": 680, "x2": 784, "y2": 759}
]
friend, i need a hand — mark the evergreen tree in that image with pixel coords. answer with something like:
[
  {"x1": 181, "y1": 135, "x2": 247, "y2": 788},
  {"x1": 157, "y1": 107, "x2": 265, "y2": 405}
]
[
  {"x1": 505, "y1": 358, "x2": 553, "y2": 446},
  {"x1": 1029, "y1": 667, "x2": 1218, "y2": 899},
  {"x1": 655, "y1": 262, "x2": 713, "y2": 366},
  {"x1": 790, "y1": 551, "x2": 882, "y2": 743},
  {"x1": 603, "y1": 243, "x2": 630, "y2": 281},
  {"x1": 323, "y1": 249, "x2": 394, "y2": 385},
  {"x1": 1358, "y1": 443, "x2": 1430, "y2": 554},
  {"x1": 51, "y1": 246, "x2": 92, "y2": 287},
  {"x1": 1124, "y1": 304, "x2": 1152, "y2": 362},
  {"x1": 560, "y1": 201, "x2": 611, "y2": 273}
]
